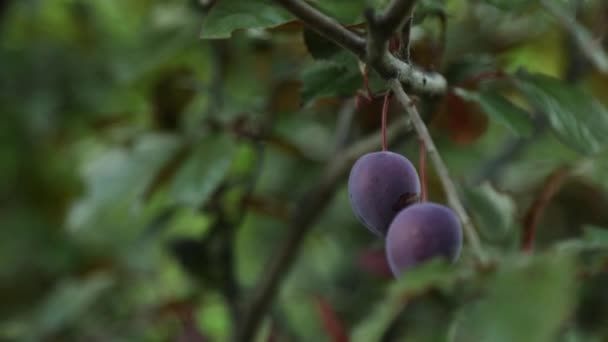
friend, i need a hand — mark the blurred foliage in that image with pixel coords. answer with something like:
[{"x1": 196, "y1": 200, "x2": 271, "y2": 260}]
[{"x1": 2, "y1": 0, "x2": 608, "y2": 341}]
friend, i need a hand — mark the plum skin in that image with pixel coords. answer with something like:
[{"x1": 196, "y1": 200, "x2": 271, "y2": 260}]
[
  {"x1": 386, "y1": 203, "x2": 462, "y2": 277},
  {"x1": 348, "y1": 151, "x2": 421, "y2": 236}
]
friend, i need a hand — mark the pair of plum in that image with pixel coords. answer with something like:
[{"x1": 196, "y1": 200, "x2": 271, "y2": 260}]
[{"x1": 348, "y1": 151, "x2": 462, "y2": 277}]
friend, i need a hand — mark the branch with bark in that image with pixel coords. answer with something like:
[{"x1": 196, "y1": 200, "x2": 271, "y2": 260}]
[{"x1": 274, "y1": 0, "x2": 446, "y2": 94}]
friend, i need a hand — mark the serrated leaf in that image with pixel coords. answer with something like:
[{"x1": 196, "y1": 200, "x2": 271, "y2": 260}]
[
  {"x1": 352, "y1": 260, "x2": 463, "y2": 342},
  {"x1": 449, "y1": 254, "x2": 576, "y2": 342},
  {"x1": 517, "y1": 73, "x2": 608, "y2": 155},
  {"x1": 454, "y1": 88, "x2": 533, "y2": 136},
  {"x1": 463, "y1": 182, "x2": 516, "y2": 241},
  {"x1": 301, "y1": 59, "x2": 361, "y2": 104},
  {"x1": 200, "y1": 0, "x2": 292, "y2": 39},
  {"x1": 170, "y1": 134, "x2": 235, "y2": 208}
]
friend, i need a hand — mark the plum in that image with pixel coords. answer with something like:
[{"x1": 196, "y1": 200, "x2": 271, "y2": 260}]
[
  {"x1": 348, "y1": 151, "x2": 421, "y2": 236},
  {"x1": 386, "y1": 202, "x2": 462, "y2": 277}
]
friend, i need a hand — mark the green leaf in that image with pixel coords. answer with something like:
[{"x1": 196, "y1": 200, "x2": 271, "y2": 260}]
[
  {"x1": 303, "y1": 28, "x2": 342, "y2": 60},
  {"x1": 170, "y1": 134, "x2": 235, "y2": 208},
  {"x1": 463, "y1": 182, "x2": 516, "y2": 241},
  {"x1": 68, "y1": 133, "x2": 183, "y2": 230},
  {"x1": 449, "y1": 253, "x2": 577, "y2": 342},
  {"x1": 28, "y1": 274, "x2": 114, "y2": 340},
  {"x1": 309, "y1": 0, "x2": 367, "y2": 24},
  {"x1": 480, "y1": 0, "x2": 536, "y2": 10},
  {"x1": 582, "y1": 225, "x2": 608, "y2": 246},
  {"x1": 352, "y1": 260, "x2": 464, "y2": 342},
  {"x1": 543, "y1": 0, "x2": 608, "y2": 74},
  {"x1": 301, "y1": 59, "x2": 361, "y2": 104},
  {"x1": 555, "y1": 225, "x2": 608, "y2": 252},
  {"x1": 517, "y1": 73, "x2": 608, "y2": 155},
  {"x1": 200, "y1": 0, "x2": 293, "y2": 39},
  {"x1": 454, "y1": 88, "x2": 533, "y2": 136}
]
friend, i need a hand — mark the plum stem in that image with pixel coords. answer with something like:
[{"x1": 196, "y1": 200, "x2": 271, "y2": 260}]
[
  {"x1": 362, "y1": 65, "x2": 374, "y2": 100},
  {"x1": 390, "y1": 79, "x2": 487, "y2": 264},
  {"x1": 419, "y1": 138, "x2": 427, "y2": 202},
  {"x1": 381, "y1": 90, "x2": 391, "y2": 151}
]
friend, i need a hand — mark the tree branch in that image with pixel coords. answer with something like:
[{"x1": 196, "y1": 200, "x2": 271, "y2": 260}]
[
  {"x1": 389, "y1": 79, "x2": 486, "y2": 264},
  {"x1": 365, "y1": 1, "x2": 445, "y2": 94},
  {"x1": 273, "y1": 0, "x2": 447, "y2": 94},
  {"x1": 373, "y1": 0, "x2": 417, "y2": 41},
  {"x1": 274, "y1": 0, "x2": 366, "y2": 57},
  {"x1": 236, "y1": 115, "x2": 412, "y2": 341}
]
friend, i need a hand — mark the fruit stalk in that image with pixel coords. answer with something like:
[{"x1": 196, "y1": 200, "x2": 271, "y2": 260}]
[
  {"x1": 390, "y1": 79, "x2": 487, "y2": 264},
  {"x1": 381, "y1": 91, "x2": 391, "y2": 151}
]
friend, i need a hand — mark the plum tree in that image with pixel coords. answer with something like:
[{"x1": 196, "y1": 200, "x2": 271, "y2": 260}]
[
  {"x1": 348, "y1": 151, "x2": 421, "y2": 236},
  {"x1": 386, "y1": 202, "x2": 462, "y2": 277}
]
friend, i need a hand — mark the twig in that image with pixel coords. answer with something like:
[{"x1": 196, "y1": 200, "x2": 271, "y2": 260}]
[
  {"x1": 389, "y1": 79, "x2": 486, "y2": 264},
  {"x1": 374, "y1": 0, "x2": 418, "y2": 39},
  {"x1": 541, "y1": 0, "x2": 608, "y2": 74},
  {"x1": 521, "y1": 165, "x2": 572, "y2": 252},
  {"x1": 236, "y1": 116, "x2": 412, "y2": 341},
  {"x1": 397, "y1": 12, "x2": 414, "y2": 61},
  {"x1": 273, "y1": 0, "x2": 447, "y2": 94}
]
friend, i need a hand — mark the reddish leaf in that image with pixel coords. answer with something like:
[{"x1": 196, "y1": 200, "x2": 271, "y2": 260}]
[
  {"x1": 432, "y1": 91, "x2": 488, "y2": 145},
  {"x1": 410, "y1": 38, "x2": 443, "y2": 71}
]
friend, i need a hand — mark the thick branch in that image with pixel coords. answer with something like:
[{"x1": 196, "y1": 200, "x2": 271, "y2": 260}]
[
  {"x1": 390, "y1": 79, "x2": 486, "y2": 264},
  {"x1": 365, "y1": 2, "x2": 446, "y2": 94},
  {"x1": 274, "y1": 0, "x2": 366, "y2": 57},
  {"x1": 273, "y1": 0, "x2": 447, "y2": 94},
  {"x1": 236, "y1": 115, "x2": 412, "y2": 341}
]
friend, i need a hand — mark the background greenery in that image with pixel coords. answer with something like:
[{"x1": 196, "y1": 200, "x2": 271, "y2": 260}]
[{"x1": 2, "y1": 0, "x2": 608, "y2": 341}]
